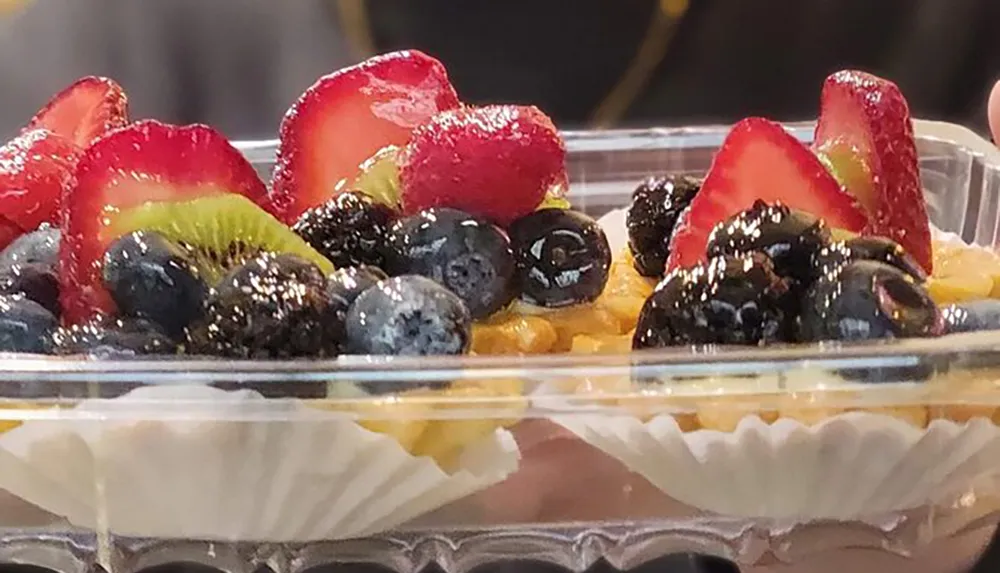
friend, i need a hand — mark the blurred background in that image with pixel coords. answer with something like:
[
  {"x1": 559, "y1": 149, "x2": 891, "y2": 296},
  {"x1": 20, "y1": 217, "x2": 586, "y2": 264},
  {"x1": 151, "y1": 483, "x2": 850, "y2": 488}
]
[{"x1": 0, "y1": 0, "x2": 998, "y2": 140}]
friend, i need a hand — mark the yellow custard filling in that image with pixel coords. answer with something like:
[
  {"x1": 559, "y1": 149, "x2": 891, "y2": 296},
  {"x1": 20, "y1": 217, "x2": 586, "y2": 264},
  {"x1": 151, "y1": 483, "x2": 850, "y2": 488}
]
[
  {"x1": 310, "y1": 378, "x2": 527, "y2": 470},
  {"x1": 926, "y1": 240, "x2": 1000, "y2": 303}
]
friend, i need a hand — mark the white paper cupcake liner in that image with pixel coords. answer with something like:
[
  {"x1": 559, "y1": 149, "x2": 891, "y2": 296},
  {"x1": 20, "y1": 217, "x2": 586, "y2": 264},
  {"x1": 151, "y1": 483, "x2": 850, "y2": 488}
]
[
  {"x1": 0, "y1": 385, "x2": 520, "y2": 541},
  {"x1": 553, "y1": 409, "x2": 1000, "y2": 521}
]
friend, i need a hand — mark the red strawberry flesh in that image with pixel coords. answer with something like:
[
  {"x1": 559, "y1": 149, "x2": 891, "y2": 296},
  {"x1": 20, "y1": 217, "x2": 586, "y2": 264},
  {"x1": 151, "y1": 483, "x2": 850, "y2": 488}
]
[
  {"x1": 400, "y1": 104, "x2": 567, "y2": 226},
  {"x1": 0, "y1": 129, "x2": 81, "y2": 231},
  {"x1": 666, "y1": 117, "x2": 869, "y2": 272},
  {"x1": 0, "y1": 216, "x2": 23, "y2": 252},
  {"x1": 815, "y1": 70, "x2": 932, "y2": 274},
  {"x1": 26, "y1": 76, "x2": 128, "y2": 148},
  {"x1": 60, "y1": 120, "x2": 270, "y2": 324},
  {"x1": 270, "y1": 50, "x2": 460, "y2": 223}
]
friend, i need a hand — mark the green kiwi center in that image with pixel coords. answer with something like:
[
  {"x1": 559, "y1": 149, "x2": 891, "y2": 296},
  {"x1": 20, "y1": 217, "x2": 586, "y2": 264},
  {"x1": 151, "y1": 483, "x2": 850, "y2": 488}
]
[
  {"x1": 108, "y1": 194, "x2": 335, "y2": 285},
  {"x1": 351, "y1": 145, "x2": 402, "y2": 208},
  {"x1": 815, "y1": 139, "x2": 875, "y2": 212},
  {"x1": 536, "y1": 194, "x2": 571, "y2": 211}
]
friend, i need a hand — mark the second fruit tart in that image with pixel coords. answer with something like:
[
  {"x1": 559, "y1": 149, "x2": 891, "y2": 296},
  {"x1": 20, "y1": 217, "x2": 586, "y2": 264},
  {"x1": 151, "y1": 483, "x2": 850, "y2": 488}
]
[
  {"x1": 537, "y1": 70, "x2": 1000, "y2": 523},
  {"x1": 569, "y1": 69, "x2": 1000, "y2": 432}
]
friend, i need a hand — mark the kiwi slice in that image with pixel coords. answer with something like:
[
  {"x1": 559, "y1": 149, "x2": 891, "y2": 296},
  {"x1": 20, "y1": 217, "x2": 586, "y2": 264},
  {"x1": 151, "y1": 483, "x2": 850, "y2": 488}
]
[
  {"x1": 815, "y1": 141, "x2": 875, "y2": 211},
  {"x1": 108, "y1": 194, "x2": 335, "y2": 284},
  {"x1": 350, "y1": 145, "x2": 401, "y2": 208},
  {"x1": 536, "y1": 176, "x2": 572, "y2": 211},
  {"x1": 830, "y1": 227, "x2": 859, "y2": 242},
  {"x1": 536, "y1": 194, "x2": 571, "y2": 210}
]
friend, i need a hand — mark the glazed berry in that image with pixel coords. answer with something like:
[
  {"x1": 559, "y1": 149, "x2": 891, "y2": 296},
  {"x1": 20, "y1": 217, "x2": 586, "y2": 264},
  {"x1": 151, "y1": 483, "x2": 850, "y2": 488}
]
[
  {"x1": 102, "y1": 231, "x2": 209, "y2": 339},
  {"x1": 627, "y1": 175, "x2": 700, "y2": 276},
  {"x1": 49, "y1": 317, "x2": 177, "y2": 357},
  {"x1": 0, "y1": 263, "x2": 60, "y2": 317},
  {"x1": 187, "y1": 253, "x2": 341, "y2": 359},
  {"x1": 346, "y1": 274, "x2": 471, "y2": 356},
  {"x1": 799, "y1": 260, "x2": 942, "y2": 343},
  {"x1": 941, "y1": 300, "x2": 1000, "y2": 334},
  {"x1": 508, "y1": 208, "x2": 611, "y2": 308},
  {"x1": 0, "y1": 294, "x2": 57, "y2": 354},
  {"x1": 632, "y1": 253, "x2": 789, "y2": 349},
  {"x1": 0, "y1": 226, "x2": 60, "y2": 271},
  {"x1": 386, "y1": 208, "x2": 517, "y2": 319},
  {"x1": 292, "y1": 191, "x2": 397, "y2": 269},
  {"x1": 813, "y1": 236, "x2": 926, "y2": 282},
  {"x1": 707, "y1": 200, "x2": 830, "y2": 286},
  {"x1": 399, "y1": 104, "x2": 565, "y2": 226}
]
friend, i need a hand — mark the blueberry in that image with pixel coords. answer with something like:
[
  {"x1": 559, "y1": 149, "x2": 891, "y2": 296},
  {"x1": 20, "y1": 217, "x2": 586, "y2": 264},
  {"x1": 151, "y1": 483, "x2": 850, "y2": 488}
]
[
  {"x1": 799, "y1": 260, "x2": 942, "y2": 343},
  {"x1": 626, "y1": 175, "x2": 701, "y2": 277},
  {"x1": 813, "y1": 236, "x2": 927, "y2": 282},
  {"x1": 346, "y1": 275, "x2": 472, "y2": 356},
  {"x1": 0, "y1": 226, "x2": 62, "y2": 316},
  {"x1": 508, "y1": 208, "x2": 611, "y2": 308},
  {"x1": 632, "y1": 253, "x2": 789, "y2": 349},
  {"x1": 386, "y1": 208, "x2": 517, "y2": 319},
  {"x1": 102, "y1": 231, "x2": 209, "y2": 339},
  {"x1": 186, "y1": 253, "x2": 341, "y2": 359},
  {"x1": 0, "y1": 294, "x2": 57, "y2": 353},
  {"x1": 941, "y1": 300, "x2": 1000, "y2": 334},
  {"x1": 0, "y1": 226, "x2": 60, "y2": 271},
  {"x1": 49, "y1": 317, "x2": 176, "y2": 357},
  {"x1": 292, "y1": 191, "x2": 397, "y2": 268},
  {"x1": 0, "y1": 262, "x2": 60, "y2": 316},
  {"x1": 707, "y1": 200, "x2": 830, "y2": 286}
]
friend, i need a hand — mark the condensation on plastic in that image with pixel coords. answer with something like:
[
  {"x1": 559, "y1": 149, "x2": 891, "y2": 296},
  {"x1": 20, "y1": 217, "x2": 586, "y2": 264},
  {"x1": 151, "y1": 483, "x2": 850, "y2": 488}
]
[{"x1": 0, "y1": 123, "x2": 998, "y2": 573}]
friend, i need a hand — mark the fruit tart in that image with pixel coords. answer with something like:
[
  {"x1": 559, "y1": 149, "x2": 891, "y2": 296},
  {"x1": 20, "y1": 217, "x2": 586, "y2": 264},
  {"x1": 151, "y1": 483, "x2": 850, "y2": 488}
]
[
  {"x1": 0, "y1": 54, "x2": 539, "y2": 475},
  {"x1": 574, "y1": 70, "x2": 1000, "y2": 426},
  {"x1": 537, "y1": 70, "x2": 1000, "y2": 522},
  {"x1": 0, "y1": 52, "x2": 548, "y2": 541}
]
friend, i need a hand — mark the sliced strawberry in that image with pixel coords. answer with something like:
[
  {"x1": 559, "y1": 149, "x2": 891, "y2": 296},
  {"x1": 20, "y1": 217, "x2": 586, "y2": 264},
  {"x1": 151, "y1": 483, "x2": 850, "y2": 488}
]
[
  {"x1": 666, "y1": 118, "x2": 869, "y2": 272},
  {"x1": 60, "y1": 120, "x2": 270, "y2": 324},
  {"x1": 400, "y1": 104, "x2": 567, "y2": 226},
  {"x1": 0, "y1": 129, "x2": 81, "y2": 231},
  {"x1": 270, "y1": 50, "x2": 461, "y2": 224},
  {"x1": 26, "y1": 76, "x2": 129, "y2": 148},
  {"x1": 0, "y1": 216, "x2": 24, "y2": 252},
  {"x1": 814, "y1": 70, "x2": 932, "y2": 274}
]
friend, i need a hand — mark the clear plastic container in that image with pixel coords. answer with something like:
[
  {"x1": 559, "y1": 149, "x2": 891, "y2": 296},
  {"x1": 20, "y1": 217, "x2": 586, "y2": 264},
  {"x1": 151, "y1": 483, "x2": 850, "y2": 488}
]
[{"x1": 0, "y1": 122, "x2": 999, "y2": 573}]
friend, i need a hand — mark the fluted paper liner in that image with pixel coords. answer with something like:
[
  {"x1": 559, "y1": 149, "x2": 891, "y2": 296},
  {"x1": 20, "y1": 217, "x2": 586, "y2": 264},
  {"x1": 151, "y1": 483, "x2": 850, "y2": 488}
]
[
  {"x1": 554, "y1": 410, "x2": 1000, "y2": 521},
  {"x1": 0, "y1": 385, "x2": 521, "y2": 541}
]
